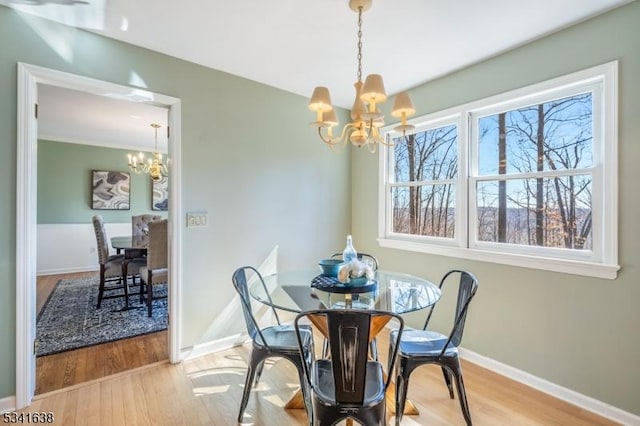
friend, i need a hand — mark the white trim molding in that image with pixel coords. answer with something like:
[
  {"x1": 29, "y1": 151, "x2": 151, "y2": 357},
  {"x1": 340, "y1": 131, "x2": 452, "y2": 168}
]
[
  {"x1": 378, "y1": 61, "x2": 619, "y2": 280},
  {"x1": 180, "y1": 334, "x2": 249, "y2": 361},
  {"x1": 459, "y1": 348, "x2": 640, "y2": 425},
  {"x1": 16, "y1": 63, "x2": 183, "y2": 409},
  {"x1": 0, "y1": 396, "x2": 16, "y2": 413}
]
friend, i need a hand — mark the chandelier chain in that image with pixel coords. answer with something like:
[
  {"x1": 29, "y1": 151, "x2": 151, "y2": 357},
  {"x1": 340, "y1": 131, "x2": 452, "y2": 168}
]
[{"x1": 356, "y1": 6, "x2": 363, "y2": 83}]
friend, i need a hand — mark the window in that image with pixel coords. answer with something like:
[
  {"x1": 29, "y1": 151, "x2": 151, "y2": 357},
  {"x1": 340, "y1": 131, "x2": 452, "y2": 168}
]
[{"x1": 379, "y1": 62, "x2": 619, "y2": 279}]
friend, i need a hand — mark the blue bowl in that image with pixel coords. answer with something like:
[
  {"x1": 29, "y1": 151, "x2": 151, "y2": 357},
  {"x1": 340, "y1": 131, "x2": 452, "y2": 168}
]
[
  {"x1": 318, "y1": 259, "x2": 344, "y2": 277},
  {"x1": 344, "y1": 276, "x2": 368, "y2": 287}
]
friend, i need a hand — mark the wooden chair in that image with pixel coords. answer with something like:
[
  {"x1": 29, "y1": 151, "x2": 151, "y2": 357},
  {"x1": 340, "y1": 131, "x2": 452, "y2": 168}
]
[
  {"x1": 294, "y1": 309, "x2": 404, "y2": 426},
  {"x1": 131, "y1": 214, "x2": 162, "y2": 238},
  {"x1": 92, "y1": 215, "x2": 142, "y2": 308},
  {"x1": 139, "y1": 219, "x2": 168, "y2": 317}
]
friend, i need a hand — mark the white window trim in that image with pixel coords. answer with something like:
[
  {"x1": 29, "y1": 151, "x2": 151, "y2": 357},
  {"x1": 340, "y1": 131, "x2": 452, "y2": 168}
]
[{"x1": 378, "y1": 61, "x2": 619, "y2": 280}]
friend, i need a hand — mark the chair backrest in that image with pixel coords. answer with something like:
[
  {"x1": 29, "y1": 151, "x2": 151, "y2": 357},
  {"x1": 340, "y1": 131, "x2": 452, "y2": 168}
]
[
  {"x1": 330, "y1": 252, "x2": 379, "y2": 270},
  {"x1": 231, "y1": 266, "x2": 281, "y2": 347},
  {"x1": 92, "y1": 215, "x2": 110, "y2": 265},
  {"x1": 132, "y1": 214, "x2": 162, "y2": 238},
  {"x1": 423, "y1": 270, "x2": 478, "y2": 349},
  {"x1": 146, "y1": 219, "x2": 168, "y2": 270},
  {"x1": 295, "y1": 309, "x2": 404, "y2": 404}
]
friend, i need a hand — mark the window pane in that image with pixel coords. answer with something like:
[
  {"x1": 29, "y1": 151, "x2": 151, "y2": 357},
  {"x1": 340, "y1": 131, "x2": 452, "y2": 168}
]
[
  {"x1": 476, "y1": 175, "x2": 592, "y2": 250},
  {"x1": 393, "y1": 124, "x2": 457, "y2": 183},
  {"x1": 478, "y1": 93, "x2": 593, "y2": 176},
  {"x1": 392, "y1": 185, "x2": 455, "y2": 238}
]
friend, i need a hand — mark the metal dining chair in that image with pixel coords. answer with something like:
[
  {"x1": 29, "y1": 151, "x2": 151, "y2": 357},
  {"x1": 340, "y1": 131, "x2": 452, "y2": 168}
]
[
  {"x1": 327, "y1": 251, "x2": 381, "y2": 360},
  {"x1": 330, "y1": 252, "x2": 379, "y2": 270},
  {"x1": 294, "y1": 309, "x2": 404, "y2": 426},
  {"x1": 391, "y1": 270, "x2": 478, "y2": 426},
  {"x1": 232, "y1": 266, "x2": 314, "y2": 423}
]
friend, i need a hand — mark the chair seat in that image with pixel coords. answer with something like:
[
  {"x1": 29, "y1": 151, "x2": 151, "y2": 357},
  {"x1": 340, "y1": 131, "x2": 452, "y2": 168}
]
[
  {"x1": 392, "y1": 328, "x2": 458, "y2": 357},
  {"x1": 139, "y1": 266, "x2": 168, "y2": 284},
  {"x1": 312, "y1": 360, "x2": 385, "y2": 406},
  {"x1": 256, "y1": 324, "x2": 311, "y2": 351},
  {"x1": 103, "y1": 255, "x2": 125, "y2": 278}
]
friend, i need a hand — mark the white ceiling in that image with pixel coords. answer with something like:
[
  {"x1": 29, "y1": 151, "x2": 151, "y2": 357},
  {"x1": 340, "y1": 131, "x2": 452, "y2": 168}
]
[
  {"x1": 2, "y1": 0, "x2": 633, "y2": 148},
  {"x1": 37, "y1": 84, "x2": 168, "y2": 151}
]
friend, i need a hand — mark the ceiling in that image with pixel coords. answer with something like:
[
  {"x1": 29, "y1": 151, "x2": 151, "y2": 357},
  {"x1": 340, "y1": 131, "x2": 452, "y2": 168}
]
[{"x1": 2, "y1": 0, "x2": 633, "y2": 149}]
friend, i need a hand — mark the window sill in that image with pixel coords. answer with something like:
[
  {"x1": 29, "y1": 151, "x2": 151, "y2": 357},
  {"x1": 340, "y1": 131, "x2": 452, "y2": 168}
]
[{"x1": 377, "y1": 238, "x2": 620, "y2": 280}]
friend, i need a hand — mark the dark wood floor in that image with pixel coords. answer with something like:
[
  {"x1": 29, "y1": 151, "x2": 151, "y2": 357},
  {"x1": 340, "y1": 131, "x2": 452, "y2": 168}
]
[{"x1": 36, "y1": 272, "x2": 168, "y2": 395}]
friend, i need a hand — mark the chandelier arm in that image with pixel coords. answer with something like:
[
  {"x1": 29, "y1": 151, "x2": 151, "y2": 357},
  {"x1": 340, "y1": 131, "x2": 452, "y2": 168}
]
[{"x1": 317, "y1": 122, "x2": 358, "y2": 146}]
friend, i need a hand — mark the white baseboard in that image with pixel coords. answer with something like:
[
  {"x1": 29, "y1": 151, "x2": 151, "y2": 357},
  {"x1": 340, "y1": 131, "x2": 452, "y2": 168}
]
[
  {"x1": 36, "y1": 266, "x2": 98, "y2": 277},
  {"x1": 459, "y1": 348, "x2": 640, "y2": 426},
  {"x1": 0, "y1": 395, "x2": 16, "y2": 413},
  {"x1": 180, "y1": 333, "x2": 248, "y2": 361}
]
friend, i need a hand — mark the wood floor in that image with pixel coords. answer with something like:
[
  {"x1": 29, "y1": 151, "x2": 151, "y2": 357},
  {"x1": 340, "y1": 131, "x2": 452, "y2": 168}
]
[
  {"x1": 36, "y1": 272, "x2": 168, "y2": 395},
  {"x1": 26, "y1": 329, "x2": 618, "y2": 425}
]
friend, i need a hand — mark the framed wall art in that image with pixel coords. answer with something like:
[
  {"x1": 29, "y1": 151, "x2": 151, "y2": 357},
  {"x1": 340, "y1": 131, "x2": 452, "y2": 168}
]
[
  {"x1": 152, "y1": 175, "x2": 168, "y2": 211},
  {"x1": 91, "y1": 170, "x2": 130, "y2": 210}
]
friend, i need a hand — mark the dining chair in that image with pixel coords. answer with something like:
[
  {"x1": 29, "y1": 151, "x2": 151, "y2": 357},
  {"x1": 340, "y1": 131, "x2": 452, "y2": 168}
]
[
  {"x1": 139, "y1": 219, "x2": 168, "y2": 317},
  {"x1": 92, "y1": 215, "x2": 143, "y2": 309},
  {"x1": 391, "y1": 270, "x2": 478, "y2": 426},
  {"x1": 330, "y1": 252, "x2": 379, "y2": 270},
  {"x1": 232, "y1": 266, "x2": 314, "y2": 423},
  {"x1": 131, "y1": 214, "x2": 162, "y2": 238},
  {"x1": 294, "y1": 309, "x2": 404, "y2": 426}
]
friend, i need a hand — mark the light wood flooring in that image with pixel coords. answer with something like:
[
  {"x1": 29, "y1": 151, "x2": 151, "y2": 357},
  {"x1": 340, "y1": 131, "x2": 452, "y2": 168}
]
[
  {"x1": 36, "y1": 272, "x2": 168, "y2": 395},
  {"x1": 26, "y1": 327, "x2": 618, "y2": 425}
]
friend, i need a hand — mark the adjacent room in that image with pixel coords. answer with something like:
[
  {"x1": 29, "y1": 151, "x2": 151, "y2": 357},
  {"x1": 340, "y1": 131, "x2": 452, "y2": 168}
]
[{"x1": 0, "y1": 0, "x2": 638, "y2": 425}]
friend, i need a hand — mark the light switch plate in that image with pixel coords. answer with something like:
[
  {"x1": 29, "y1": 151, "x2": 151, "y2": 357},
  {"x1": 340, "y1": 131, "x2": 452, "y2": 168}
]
[{"x1": 186, "y1": 212, "x2": 208, "y2": 228}]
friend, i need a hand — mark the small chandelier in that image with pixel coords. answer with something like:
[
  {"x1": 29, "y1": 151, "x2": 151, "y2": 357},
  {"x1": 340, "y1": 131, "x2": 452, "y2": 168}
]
[
  {"x1": 308, "y1": 0, "x2": 417, "y2": 153},
  {"x1": 127, "y1": 123, "x2": 168, "y2": 182}
]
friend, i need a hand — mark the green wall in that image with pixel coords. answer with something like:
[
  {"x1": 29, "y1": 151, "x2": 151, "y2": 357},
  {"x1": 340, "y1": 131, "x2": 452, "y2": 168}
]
[
  {"x1": 37, "y1": 140, "x2": 166, "y2": 224},
  {"x1": 352, "y1": 1, "x2": 640, "y2": 415},
  {"x1": 0, "y1": 6, "x2": 351, "y2": 399}
]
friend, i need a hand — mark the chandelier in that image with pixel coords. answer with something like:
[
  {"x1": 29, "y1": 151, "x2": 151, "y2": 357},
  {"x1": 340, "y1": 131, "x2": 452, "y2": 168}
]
[
  {"x1": 308, "y1": 0, "x2": 417, "y2": 153},
  {"x1": 127, "y1": 123, "x2": 168, "y2": 182}
]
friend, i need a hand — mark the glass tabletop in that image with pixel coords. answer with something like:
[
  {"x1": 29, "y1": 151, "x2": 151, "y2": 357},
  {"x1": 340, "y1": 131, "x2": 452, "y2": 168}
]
[
  {"x1": 111, "y1": 236, "x2": 148, "y2": 250},
  {"x1": 252, "y1": 269, "x2": 441, "y2": 314}
]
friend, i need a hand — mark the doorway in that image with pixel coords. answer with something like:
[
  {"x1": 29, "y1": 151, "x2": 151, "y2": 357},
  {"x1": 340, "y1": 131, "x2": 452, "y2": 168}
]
[{"x1": 16, "y1": 63, "x2": 183, "y2": 408}]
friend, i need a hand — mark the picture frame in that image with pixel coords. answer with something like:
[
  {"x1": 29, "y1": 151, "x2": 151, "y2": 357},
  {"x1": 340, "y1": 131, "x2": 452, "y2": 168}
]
[
  {"x1": 152, "y1": 175, "x2": 168, "y2": 211},
  {"x1": 91, "y1": 170, "x2": 131, "y2": 210}
]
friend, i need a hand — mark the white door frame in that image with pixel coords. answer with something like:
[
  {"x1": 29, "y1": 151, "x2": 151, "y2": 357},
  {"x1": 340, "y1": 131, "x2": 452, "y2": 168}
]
[{"x1": 15, "y1": 63, "x2": 183, "y2": 408}]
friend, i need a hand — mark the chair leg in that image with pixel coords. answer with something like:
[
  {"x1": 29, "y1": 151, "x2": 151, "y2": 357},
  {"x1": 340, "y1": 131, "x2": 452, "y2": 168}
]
[
  {"x1": 97, "y1": 267, "x2": 105, "y2": 308},
  {"x1": 253, "y1": 360, "x2": 265, "y2": 387},
  {"x1": 442, "y1": 366, "x2": 454, "y2": 398},
  {"x1": 238, "y1": 363, "x2": 256, "y2": 422},
  {"x1": 147, "y1": 273, "x2": 153, "y2": 317},
  {"x1": 294, "y1": 361, "x2": 313, "y2": 426},
  {"x1": 322, "y1": 338, "x2": 330, "y2": 358},
  {"x1": 395, "y1": 363, "x2": 411, "y2": 426},
  {"x1": 369, "y1": 337, "x2": 378, "y2": 360},
  {"x1": 450, "y1": 363, "x2": 472, "y2": 426},
  {"x1": 139, "y1": 278, "x2": 145, "y2": 303}
]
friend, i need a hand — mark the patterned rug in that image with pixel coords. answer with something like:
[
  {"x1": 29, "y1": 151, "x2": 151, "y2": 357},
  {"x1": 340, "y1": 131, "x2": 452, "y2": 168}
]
[{"x1": 36, "y1": 276, "x2": 168, "y2": 357}]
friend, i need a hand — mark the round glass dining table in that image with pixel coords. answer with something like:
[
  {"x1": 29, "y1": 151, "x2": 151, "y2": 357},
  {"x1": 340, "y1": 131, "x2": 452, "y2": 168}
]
[
  {"x1": 250, "y1": 269, "x2": 441, "y2": 416},
  {"x1": 251, "y1": 269, "x2": 441, "y2": 314}
]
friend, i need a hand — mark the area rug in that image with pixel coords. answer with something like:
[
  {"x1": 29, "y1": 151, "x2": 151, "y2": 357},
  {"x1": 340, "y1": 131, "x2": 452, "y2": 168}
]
[{"x1": 36, "y1": 276, "x2": 168, "y2": 357}]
